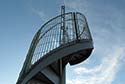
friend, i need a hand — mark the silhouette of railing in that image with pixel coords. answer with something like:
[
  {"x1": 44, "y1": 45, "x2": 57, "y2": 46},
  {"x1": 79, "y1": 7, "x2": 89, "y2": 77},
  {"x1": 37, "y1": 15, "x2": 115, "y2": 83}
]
[
  {"x1": 17, "y1": 12, "x2": 93, "y2": 84},
  {"x1": 23, "y1": 12, "x2": 92, "y2": 71},
  {"x1": 30, "y1": 12, "x2": 92, "y2": 66}
]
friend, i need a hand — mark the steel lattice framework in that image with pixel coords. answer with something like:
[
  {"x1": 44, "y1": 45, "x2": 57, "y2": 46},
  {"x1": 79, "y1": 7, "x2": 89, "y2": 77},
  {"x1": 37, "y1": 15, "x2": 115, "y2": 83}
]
[{"x1": 17, "y1": 6, "x2": 93, "y2": 84}]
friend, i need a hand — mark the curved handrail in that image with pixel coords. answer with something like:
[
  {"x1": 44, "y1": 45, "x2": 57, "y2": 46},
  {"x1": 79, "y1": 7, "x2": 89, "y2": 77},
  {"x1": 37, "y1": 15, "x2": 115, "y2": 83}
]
[
  {"x1": 17, "y1": 11, "x2": 94, "y2": 84},
  {"x1": 28, "y1": 12, "x2": 92, "y2": 68},
  {"x1": 17, "y1": 12, "x2": 93, "y2": 83}
]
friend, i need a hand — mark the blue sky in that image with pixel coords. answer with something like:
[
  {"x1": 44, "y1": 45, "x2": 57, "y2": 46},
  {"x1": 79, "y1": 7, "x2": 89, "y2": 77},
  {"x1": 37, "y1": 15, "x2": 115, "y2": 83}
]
[{"x1": 0, "y1": 0, "x2": 125, "y2": 84}]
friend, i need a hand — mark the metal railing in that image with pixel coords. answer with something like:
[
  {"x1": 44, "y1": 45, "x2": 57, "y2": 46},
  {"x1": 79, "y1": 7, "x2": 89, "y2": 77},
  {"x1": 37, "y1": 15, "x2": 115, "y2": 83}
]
[
  {"x1": 30, "y1": 12, "x2": 92, "y2": 65},
  {"x1": 19, "y1": 12, "x2": 92, "y2": 74}
]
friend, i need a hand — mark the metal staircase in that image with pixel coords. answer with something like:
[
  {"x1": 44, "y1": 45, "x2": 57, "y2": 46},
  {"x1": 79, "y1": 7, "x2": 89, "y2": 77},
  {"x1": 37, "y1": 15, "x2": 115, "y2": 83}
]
[{"x1": 17, "y1": 6, "x2": 93, "y2": 84}]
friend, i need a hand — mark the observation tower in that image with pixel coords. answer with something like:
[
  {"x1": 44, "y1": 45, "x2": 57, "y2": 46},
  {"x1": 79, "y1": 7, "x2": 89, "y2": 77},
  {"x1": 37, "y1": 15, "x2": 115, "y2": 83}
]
[{"x1": 17, "y1": 6, "x2": 94, "y2": 84}]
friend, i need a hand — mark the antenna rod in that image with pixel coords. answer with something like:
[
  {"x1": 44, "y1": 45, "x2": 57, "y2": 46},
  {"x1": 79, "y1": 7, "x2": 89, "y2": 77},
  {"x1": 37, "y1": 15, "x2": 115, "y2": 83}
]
[
  {"x1": 61, "y1": 5, "x2": 65, "y2": 15},
  {"x1": 61, "y1": 5, "x2": 66, "y2": 44}
]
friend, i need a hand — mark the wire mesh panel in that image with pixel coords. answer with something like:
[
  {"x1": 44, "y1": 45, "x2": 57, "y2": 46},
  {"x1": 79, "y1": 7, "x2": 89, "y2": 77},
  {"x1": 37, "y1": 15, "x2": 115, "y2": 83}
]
[
  {"x1": 16, "y1": 7, "x2": 94, "y2": 84},
  {"x1": 29, "y1": 12, "x2": 92, "y2": 67}
]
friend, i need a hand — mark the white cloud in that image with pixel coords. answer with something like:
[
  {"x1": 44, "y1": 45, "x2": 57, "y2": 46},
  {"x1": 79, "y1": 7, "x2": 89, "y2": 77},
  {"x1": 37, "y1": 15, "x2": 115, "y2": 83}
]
[
  {"x1": 67, "y1": 47, "x2": 125, "y2": 84},
  {"x1": 64, "y1": 0, "x2": 125, "y2": 84},
  {"x1": 31, "y1": 7, "x2": 48, "y2": 22},
  {"x1": 27, "y1": 0, "x2": 49, "y2": 22}
]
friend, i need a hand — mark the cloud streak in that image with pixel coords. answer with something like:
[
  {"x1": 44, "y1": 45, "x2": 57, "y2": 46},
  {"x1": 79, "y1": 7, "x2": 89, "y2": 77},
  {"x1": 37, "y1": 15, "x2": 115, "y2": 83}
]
[
  {"x1": 31, "y1": 7, "x2": 49, "y2": 22},
  {"x1": 28, "y1": 0, "x2": 49, "y2": 22},
  {"x1": 64, "y1": 0, "x2": 125, "y2": 84},
  {"x1": 67, "y1": 47, "x2": 125, "y2": 84}
]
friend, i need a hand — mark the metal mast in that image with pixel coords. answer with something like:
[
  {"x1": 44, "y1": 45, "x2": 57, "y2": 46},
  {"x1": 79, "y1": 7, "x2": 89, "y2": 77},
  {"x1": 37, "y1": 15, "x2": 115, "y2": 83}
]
[{"x1": 60, "y1": 5, "x2": 66, "y2": 84}]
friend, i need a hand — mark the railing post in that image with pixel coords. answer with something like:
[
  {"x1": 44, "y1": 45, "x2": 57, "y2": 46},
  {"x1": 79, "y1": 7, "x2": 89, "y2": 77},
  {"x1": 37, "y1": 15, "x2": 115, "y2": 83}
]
[
  {"x1": 73, "y1": 13, "x2": 79, "y2": 41},
  {"x1": 59, "y1": 5, "x2": 66, "y2": 84}
]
